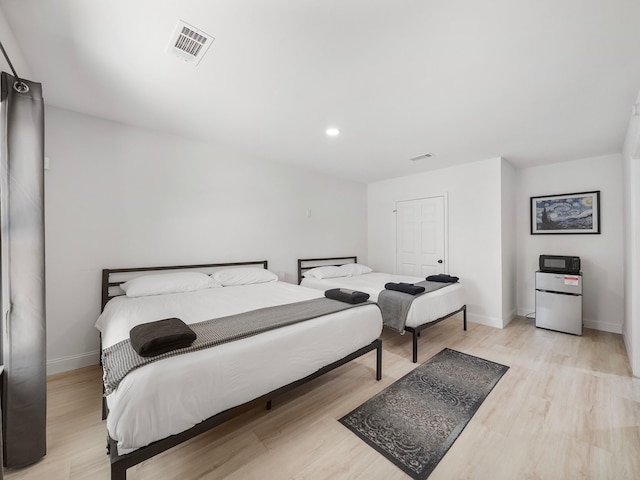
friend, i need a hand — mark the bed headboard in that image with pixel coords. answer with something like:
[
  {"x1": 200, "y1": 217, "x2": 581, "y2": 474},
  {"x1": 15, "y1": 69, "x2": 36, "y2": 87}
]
[
  {"x1": 297, "y1": 256, "x2": 357, "y2": 284},
  {"x1": 101, "y1": 260, "x2": 268, "y2": 311}
]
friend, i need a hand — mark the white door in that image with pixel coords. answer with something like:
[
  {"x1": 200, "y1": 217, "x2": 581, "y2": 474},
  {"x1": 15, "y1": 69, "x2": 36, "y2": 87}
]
[{"x1": 395, "y1": 196, "x2": 446, "y2": 277}]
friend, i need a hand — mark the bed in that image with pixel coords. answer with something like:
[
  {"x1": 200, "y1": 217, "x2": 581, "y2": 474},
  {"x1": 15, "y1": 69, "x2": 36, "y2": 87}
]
[
  {"x1": 97, "y1": 260, "x2": 383, "y2": 480},
  {"x1": 298, "y1": 256, "x2": 466, "y2": 363}
]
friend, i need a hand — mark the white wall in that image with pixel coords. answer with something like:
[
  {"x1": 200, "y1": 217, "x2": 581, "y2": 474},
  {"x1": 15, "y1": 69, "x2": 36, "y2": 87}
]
[
  {"x1": 44, "y1": 106, "x2": 368, "y2": 374},
  {"x1": 622, "y1": 90, "x2": 640, "y2": 376},
  {"x1": 368, "y1": 157, "x2": 507, "y2": 328},
  {"x1": 501, "y1": 160, "x2": 517, "y2": 323},
  {"x1": 516, "y1": 155, "x2": 625, "y2": 333},
  {"x1": 0, "y1": 6, "x2": 32, "y2": 80}
]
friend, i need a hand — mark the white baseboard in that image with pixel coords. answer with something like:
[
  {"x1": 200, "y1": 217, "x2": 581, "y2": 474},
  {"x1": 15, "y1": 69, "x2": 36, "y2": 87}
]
[
  {"x1": 502, "y1": 308, "x2": 518, "y2": 327},
  {"x1": 467, "y1": 312, "x2": 502, "y2": 329},
  {"x1": 518, "y1": 306, "x2": 535, "y2": 318},
  {"x1": 47, "y1": 351, "x2": 100, "y2": 376},
  {"x1": 621, "y1": 333, "x2": 639, "y2": 378},
  {"x1": 583, "y1": 319, "x2": 623, "y2": 334},
  {"x1": 44, "y1": 316, "x2": 619, "y2": 377},
  {"x1": 517, "y1": 306, "x2": 623, "y2": 334}
]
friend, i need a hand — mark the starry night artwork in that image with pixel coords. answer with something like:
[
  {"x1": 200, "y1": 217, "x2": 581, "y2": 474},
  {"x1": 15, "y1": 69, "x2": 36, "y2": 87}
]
[{"x1": 530, "y1": 191, "x2": 600, "y2": 234}]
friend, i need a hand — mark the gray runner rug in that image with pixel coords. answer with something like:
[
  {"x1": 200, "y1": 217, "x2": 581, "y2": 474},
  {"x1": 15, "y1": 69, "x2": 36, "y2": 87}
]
[{"x1": 339, "y1": 348, "x2": 509, "y2": 479}]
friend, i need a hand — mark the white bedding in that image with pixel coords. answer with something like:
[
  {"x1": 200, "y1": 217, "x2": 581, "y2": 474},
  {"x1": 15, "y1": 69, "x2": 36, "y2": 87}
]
[
  {"x1": 96, "y1": 281, "x2": 382, "y2": 454},
  {"x1": 300, "y1": 272, "x2": 464, "y2": 328}
]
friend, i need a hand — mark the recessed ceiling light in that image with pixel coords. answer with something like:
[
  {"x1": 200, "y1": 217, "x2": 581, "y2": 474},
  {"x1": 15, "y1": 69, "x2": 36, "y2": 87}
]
[{"x1": 326, "y1": 128, "x2": 340, "y2": 136}]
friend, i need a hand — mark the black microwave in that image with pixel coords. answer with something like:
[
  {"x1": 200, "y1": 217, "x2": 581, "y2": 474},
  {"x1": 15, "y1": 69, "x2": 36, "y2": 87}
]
[{"x1": 539, "y1": 255, "x2": 581, "y2": 274}]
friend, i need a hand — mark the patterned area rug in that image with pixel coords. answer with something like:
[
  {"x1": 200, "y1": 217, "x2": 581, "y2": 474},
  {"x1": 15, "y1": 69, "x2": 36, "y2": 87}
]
[{"x1": 340, "y1": 348, "x2": 509, "y2": 479}]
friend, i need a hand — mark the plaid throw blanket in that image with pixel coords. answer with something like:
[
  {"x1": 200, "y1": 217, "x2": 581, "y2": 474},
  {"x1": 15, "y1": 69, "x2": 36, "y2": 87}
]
[
  {"x1": 378, "y1": 280, "x2": 452, "y2": 333},
  {"x1": 102, "y1": 297, "x2": 377, "y2": 395}
]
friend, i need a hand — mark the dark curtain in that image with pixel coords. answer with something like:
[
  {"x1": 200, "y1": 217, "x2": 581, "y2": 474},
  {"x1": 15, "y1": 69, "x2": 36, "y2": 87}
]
[{"x1": 0, "y1": 72, "x2": 46, "y2": 467}]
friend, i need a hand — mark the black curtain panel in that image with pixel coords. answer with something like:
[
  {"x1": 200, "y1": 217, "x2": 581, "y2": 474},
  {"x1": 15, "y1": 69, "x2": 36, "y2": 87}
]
[{"x1": 0, "y1": 72, "x2": 46, "y2": 467}]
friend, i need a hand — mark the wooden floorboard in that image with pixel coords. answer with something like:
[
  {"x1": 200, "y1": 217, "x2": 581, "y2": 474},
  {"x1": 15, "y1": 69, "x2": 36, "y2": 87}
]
[{"x1": 4, "y1": 316, "x2": 640, "y2": 479}]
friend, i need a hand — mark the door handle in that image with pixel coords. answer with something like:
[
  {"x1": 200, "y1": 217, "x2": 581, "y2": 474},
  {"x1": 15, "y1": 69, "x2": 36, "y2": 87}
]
[{"x1": 437, "y1": 259, "x2": 443, "y2": 264}]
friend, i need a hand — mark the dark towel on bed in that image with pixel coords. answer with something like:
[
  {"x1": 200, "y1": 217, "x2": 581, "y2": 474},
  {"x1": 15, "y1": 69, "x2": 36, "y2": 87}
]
[
  {"x1": 384, "y1": 282, "x2": 426, "y2": 295},
  {"x1": 130, "y1": 318, "x2": 197, "y2": 357},
  {"x1": 426, "y1": 274, "x2": 459, "y2": 283},
  {"x1": 325, "y1": 288, "x2": 370, "y2": 304}
]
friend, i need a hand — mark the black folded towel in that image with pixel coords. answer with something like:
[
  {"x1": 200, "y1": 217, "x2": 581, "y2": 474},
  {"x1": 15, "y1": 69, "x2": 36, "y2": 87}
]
[
  {"x1": 130, "y1": 318, "x2": 197, "y2": 357},
  {"x1": 426, "y1": 274, "x2": 459, "y2": 283},
  {"x1": 384, "y1": 282, "x2": 426, "y2": 295},
  {"x1": 325, "y1": 288, "x2": 370, "y2": 304}
]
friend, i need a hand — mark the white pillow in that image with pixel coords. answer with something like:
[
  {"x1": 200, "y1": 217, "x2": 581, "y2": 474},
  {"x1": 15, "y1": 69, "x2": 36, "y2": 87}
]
[
  {"x1": 302, "y1": 265, "x2": 350, "y2": 280},
  {"x1": 121, "y1": 272, "x2": 215, "y2": 297},
  {"x1": 212, "y1": 267, "x2": 278, "y2": 286},
  {"x1": 339, "y1": 263, "x2": 373, "y2": 276}
]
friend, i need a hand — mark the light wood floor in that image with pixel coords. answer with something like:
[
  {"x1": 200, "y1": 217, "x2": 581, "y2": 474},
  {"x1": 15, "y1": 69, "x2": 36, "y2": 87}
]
[{"x1": 5, "y1": 316, "x2": 640, "y2": 480}]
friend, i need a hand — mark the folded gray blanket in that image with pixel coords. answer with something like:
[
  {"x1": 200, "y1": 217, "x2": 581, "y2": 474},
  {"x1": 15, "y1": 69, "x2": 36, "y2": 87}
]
[
  {"x1": 325, "y1": 288, "x2": 370, "y2": 304},
  {"x1": 384, "y1": 282, "x2": 425, "y2": 295},
  {"x1": 130, "y1": 318, "x2": 197, "y2": 357}
]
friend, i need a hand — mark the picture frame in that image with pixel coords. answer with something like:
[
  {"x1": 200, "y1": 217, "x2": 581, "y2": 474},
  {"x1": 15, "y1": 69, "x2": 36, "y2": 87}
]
[{"x1": 530, "y1": 191, "x2": 600, "y2": 235}]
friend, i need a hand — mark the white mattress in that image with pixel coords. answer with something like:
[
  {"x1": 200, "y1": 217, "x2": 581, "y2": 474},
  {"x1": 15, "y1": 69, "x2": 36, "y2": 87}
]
[
  {"x1": 96, "y1": 281, "x2": 382, "y2": 454},
  {"x1": 300, "y1": 272, "x2": 464, "y2": 328}
]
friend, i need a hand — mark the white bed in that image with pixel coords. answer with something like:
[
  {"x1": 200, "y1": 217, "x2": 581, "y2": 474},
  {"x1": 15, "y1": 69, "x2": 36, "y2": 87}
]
[
  {"x1": 300, "y1": 273, "x2": 463, "y2": 329},
  {"x1": 97, "y1": 261, "x2": 383, "y2": 480},
  {"x1": 298, "y1": 257, "x2": 466, "y2": 363}
]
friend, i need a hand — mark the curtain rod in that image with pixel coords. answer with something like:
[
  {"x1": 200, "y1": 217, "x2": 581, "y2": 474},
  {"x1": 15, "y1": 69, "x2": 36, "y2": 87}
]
[{"x1": 0, "y1": 39, "x2": 29, "y2": 93}]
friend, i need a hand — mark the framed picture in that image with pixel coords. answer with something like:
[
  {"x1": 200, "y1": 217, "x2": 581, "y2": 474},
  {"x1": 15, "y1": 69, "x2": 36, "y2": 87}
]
[{"x1": 530, "y1": 191, "x2": 600, "y2": 234}]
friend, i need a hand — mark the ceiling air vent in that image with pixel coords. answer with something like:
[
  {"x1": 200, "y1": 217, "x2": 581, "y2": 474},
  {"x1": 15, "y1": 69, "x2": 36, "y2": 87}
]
[
  {"x1": 409, "y1": 153, "x2": 433, "y2": 161},
  {"x1": 167, "y1": 20, "x2": 214, "y2": 65}
]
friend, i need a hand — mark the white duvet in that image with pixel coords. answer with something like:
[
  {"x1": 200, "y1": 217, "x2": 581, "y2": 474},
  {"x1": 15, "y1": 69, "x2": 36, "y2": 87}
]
[
  {"x1": 300, "y1": 272, "x2": 464, "y2": 328},
  {"x1": 96, "y1": 281, "x2": 382, "y2": 454}
]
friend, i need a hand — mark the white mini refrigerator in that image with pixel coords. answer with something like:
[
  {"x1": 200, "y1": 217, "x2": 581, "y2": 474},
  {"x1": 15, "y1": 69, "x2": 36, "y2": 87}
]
[{"x1": 535, "y1": 271, "x2": 583, "y2": 335}]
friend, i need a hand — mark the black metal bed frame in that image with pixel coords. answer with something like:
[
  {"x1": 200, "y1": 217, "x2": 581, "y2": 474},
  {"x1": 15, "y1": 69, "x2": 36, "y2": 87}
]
[
  {"x1": 405, "y1": 305, "x2": 466, "y2": 362},
  {"x1": 100, "y1": 260, "x2": 383, "y2": 480},
  {"x1": 101, "y1": 260, "x2": 269, "y2": 311},
  {"x1": 297, "y1": 256, "x2": 358, "y2": 284},
  {"x1": 297, "y1": 256, "x2": 467, "y2": 363}
]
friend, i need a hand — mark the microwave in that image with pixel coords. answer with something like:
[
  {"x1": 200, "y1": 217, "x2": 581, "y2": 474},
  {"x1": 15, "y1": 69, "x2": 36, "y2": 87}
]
[{"x1": 539, "y1": 255, "x2": 581, "y2": 274}]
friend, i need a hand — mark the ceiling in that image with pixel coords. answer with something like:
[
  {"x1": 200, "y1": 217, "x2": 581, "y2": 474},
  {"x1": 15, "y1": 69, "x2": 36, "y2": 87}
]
[{"x1": 2, "y1": 0, "x2": 640, "y2": 183}]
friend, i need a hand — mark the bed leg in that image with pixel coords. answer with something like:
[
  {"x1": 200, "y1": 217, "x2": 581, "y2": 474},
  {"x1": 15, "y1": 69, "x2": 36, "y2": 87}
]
[
  {"x1": 376, "y1": 339, "x2": 382, "y2": 380},
  {"x1": 412, "y1": 330, "x2": 418, "y2": 363},
  {"x1": 463, "y1": 305, "x2": 467, "y2": 331},
  {"x1": 266, "y1": 400, "x2": 272, "y2": 410},
  {"x1": 111, "y1": 463, "x2": 127, "y2": 480}
]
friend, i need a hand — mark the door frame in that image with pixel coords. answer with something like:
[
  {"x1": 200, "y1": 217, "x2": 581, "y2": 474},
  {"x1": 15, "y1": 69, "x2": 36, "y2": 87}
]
[{"x1": 394, "y1": 193, "x2": 449, "y2": 275}]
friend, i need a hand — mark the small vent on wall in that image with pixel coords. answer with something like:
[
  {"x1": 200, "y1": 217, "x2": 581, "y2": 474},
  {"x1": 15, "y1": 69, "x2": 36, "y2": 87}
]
[{"x1": 167, "y1": 20, "x2": 214, "y2": 65}]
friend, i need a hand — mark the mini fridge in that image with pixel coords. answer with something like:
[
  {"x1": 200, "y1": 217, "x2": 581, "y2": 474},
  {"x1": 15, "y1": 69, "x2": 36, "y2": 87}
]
[{"x1": 535, "y1": 271, "x2": 583, "y2": 335}]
